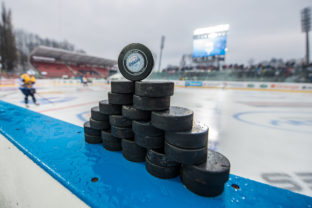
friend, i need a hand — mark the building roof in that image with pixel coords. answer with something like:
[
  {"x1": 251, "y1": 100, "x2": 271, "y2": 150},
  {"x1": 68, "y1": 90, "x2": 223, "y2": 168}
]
[{"x1": 30, "y1": 46, "x2": 117, "y2": 67}]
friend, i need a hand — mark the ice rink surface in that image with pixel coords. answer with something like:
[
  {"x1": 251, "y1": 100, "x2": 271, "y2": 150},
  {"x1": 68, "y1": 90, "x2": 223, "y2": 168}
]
[{"x1": 1, "y1": 83, "x2": 312, "y2": 197}]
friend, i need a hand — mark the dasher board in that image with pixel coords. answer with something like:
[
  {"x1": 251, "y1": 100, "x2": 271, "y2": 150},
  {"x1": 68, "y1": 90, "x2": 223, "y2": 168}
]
[{"x1": 0, "y1": 100, "x2": 311, "y2": 208}]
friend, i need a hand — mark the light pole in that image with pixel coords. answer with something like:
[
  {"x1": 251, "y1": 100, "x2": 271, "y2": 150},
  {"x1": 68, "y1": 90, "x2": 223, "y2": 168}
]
[
  {"x1": 158, "y1": 35, "x2": 165, "y2": 72},
  {"x1": 301, "y1": 7, "x2": 311, "y2": 65}
]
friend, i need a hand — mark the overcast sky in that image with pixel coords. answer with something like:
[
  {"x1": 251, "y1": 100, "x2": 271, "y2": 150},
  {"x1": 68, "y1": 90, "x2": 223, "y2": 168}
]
[{"x1": 2, "y1": 0, "x2": 312, "y2": 67}]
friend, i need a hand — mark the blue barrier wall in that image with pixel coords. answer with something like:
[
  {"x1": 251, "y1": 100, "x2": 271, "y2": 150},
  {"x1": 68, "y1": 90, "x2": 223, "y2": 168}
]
[{"x1": 0, "y1": 100, "x2": 311, "y2": 208}]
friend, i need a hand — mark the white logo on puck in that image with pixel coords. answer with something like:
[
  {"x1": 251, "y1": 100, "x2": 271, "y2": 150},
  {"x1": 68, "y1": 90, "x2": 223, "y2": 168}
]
[{"x1": 125, "y1": 51, "x2": 145, "y2": 73}]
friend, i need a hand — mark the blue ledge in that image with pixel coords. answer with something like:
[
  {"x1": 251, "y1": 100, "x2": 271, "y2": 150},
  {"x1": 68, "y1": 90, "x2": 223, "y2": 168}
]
[{"x1": 0, "y1": 100, "x2": 311, "y2": 208}]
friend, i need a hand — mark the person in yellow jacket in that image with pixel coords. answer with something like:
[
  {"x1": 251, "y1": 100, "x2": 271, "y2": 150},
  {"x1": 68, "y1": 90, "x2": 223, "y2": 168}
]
[{"x1": 19, "y1": 70, "x2": 39, "y2": 107}]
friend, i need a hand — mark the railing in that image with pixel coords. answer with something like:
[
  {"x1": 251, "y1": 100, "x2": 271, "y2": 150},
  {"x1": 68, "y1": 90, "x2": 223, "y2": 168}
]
[{"x1": 149, "y1": 68, "x2": 312, "y2": 83}]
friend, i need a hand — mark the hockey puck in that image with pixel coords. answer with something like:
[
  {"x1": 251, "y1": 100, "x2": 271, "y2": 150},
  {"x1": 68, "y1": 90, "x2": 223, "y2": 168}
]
[
  {"x1": 111, "y1": 81, "x2": 134, "y2": 94},
  {"x1": 132, "y1": 121, "x2": 163, "y2": 137},
  {"x1": 145, "y1": 158, "x2": 179, "y2": 179},
  {"x1": 135, "y1": 81, "x2": 174, "y2": 97},
  {"x1": 165, "y1": 141, "x2": 207, "y2": 165},
  {"x1": 151, "y1": 106, "x2": 193, "y2": 131},
  {"x1": 84, "y1": 121, "x2": 101, "y2": 136},
  {"x1": 85, "y1": 133, "x2": 102, "y2": 144},
  {"x1": 101, "y1": 130, "x2": 122, "y2": 151},
  {"x1": 118, "y1": 43, "x2": 154, "y2": 81},
  {"x1": 133, "y1": 95, "x2": 170, "y2": 111},
  {"x1": 122, "y1": 105, "x2": 150, "y2": 121},
  {"x1": 146, "y1": 149, "x2": 179, "y2": 167},
  {"x1": 134, "y1": 133, "x2": 164, "y2": 149},
  {"x1": 165, "y1": 123, "x2": 208, "y2": 149},
  {"x1": 111, "y1": 125, "x2": 134, "y2": 139},
  {"x1": 99, "y1": 100, "x2": 122, "y2": 115},
  {"x1": 91, "y1": 106, "x2": 109, "y2": 121},
  {"x1": 181, "y1": 150, "x2": 230, "y2": 197},
  {"x1": 121, "y1": 139, "x2": 146, "y2": 162},
  {"x1": 181, "y1": 173, "x2": 225, "y2": 197},
  {"x1": 109, "y1": 115, "x2": 132, "y2": 127},
  {"x1": 89, "y1": 118, "x2": 110, "y2": 130},
  {"x1": 108, "y1": 92, "x2": 133, "y2": 105}
]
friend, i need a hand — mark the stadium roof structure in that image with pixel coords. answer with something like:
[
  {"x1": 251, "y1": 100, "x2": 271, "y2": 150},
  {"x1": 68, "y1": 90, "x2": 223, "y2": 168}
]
[{"x1": 30, "y1": 46, "x2": 117, "y2": 67}]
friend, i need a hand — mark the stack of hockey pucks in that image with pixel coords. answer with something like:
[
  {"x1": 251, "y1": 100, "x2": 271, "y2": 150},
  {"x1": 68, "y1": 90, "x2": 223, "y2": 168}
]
[
  {"x1": 82, "y1": 43, "x2": 231, "y2": 197},
  {"x1": 83, "y1": 106, "x2": 110, "y2": 144},
  {"x1": 132, "y1": 82, "x2": 181, "y2": 178}
]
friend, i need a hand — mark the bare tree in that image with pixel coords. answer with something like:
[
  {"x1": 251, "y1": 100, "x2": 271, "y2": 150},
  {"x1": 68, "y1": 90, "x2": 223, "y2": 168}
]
[{"x1": 0, "y1": 3, "x2": 17, "y2": 72}]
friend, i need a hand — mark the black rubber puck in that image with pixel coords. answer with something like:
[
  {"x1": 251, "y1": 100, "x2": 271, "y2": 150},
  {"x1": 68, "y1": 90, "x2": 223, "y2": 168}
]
[
  {"x1": 181, "y1": 150, "x2": 230, "y2": 197},
  {"x1": 151, "y1": 106, "x2": 193, "y2": 131},
  {"x1": 122, "y1": 105, "x2": 150, "y2": 121},
  {"x1": 181, "y1": 173, "x2": 225, "y2": 197},
  {"x1": 99, "y1": 100, "x2": 122, "y2": 115},
  {"x1": 135, "y1": 81, "x2": 174, "y2": 97},
  {"x1": 132, "y1": 121, "x2": 163, "y2": 137},
  {"x1": 121, "y1": 139, "x2": 146, "y2": 162},
  {"x1": 133, "y1": 95, "x2": 170, "y2": 111},
  {"x1": 89, "y1": 118, "x2": 110, "y2": 130},
  {"x1": 118, "y1": 43, "x2": 154, "y2": 81},
  {"x1": 109, "y1": 115, "x2": 132, "y2": 127},
  {"x1": 111, "y1": 125, "x2": 134, "y2": 139},
  {"x1": 111, "y1": 81, "x2": 135, "y2": 94},
  {"x1": 146, "y1": 149, "x2": 179, "y2": 167},
  {"x1": 134, "y1": 133, "x2": 164, "y2": 149},
  {"x1": 145, "y1": 158, "x2": 179, "y2": 179},
  {"x1": 84, "y1": 121, "x2": 101, "y2": 136},
  {"x1": 85, "y1": 133, "x2": 102, "y2": 144},
  {"x1": 91, "y1": 106, "x2": 109, "y2": 121},
  {"x1": 108, "y1": 92, "x2": 133, "y2": 105},
  {"x1": 165, "y1": 141, "x2": 207, "y2": 165},
  {"x1": 165, "y1": 123, "x2": 208, "y2": 149},
  {"x1": 101, "y1": 130, "x2": 122, "y2": 151},
  {"x1": 182, "y1": 149, "x2": 230, "y2": 186}
]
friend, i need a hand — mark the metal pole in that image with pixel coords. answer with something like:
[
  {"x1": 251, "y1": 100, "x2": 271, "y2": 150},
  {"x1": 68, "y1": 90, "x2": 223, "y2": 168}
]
[
  {"x1": 158, "y1": 36, "x2": 165, "y2": 72},
  {"x1": 306, "y1": 31, "x2": 310, "y2": 65}
]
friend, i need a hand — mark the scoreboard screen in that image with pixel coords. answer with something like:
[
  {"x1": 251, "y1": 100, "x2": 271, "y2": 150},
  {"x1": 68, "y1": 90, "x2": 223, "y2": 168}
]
[{"x1": 192, "y1": 24, "x2": 229, "y2": 58}]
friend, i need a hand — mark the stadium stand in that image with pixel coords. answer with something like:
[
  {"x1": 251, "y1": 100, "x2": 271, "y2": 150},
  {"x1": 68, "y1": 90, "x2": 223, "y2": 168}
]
[{"x1": 30, "y1": 46, "x2": 117, "y2": 79}]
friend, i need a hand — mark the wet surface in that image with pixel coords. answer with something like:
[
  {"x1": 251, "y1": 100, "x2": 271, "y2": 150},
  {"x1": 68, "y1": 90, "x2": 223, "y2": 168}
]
[
  {"x1": 1, "y1": 83, "x2": 312, "y2": 196},
  {"x1": 0, "y1": 100, "x2": 311, "y2": 207}
]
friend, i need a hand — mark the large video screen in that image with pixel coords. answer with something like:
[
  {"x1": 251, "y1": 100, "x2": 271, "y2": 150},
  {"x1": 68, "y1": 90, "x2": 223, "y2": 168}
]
[{"x1": 192, "y1": 32, "x2": 227, "y2": 58}]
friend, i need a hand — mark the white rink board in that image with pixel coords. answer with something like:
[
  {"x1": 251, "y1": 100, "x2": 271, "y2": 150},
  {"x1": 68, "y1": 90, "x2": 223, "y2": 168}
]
[{"x1": 0, "y1": 134, "x2": 89, "y2": 208}]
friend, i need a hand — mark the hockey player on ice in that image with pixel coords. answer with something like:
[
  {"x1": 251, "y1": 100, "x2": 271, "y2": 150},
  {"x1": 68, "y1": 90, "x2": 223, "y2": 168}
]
[{"x1": 19, "y1": 69, "x2": 39, "y2": 108}]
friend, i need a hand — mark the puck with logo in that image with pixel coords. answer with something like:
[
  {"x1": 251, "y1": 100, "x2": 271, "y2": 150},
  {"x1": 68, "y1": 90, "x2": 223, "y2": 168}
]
[
  {"x1": 151, "y1": 106, "x2": 193, "y2": 131},
  {"x1": 118, "y1": 43, "x2": 154, "y2": 81},
  {"x1": 89, "y1": 118, "x2": 110, "y2": 130},
  {"x1": 135, "y1": 81, "x2": 174, "y2": 97},
  {"x1": 165, "y1": 141, "x2": 207, "y2": 165},
  {"x1": 109, "y1": 115, "x2": 132, "y2": 128},
  {"x1": 108, "y1": 92, "x2": 133, "y2": 105},
  {"x1": 145, "y1": 158, "x2": 180, "y2": 179},
  {"x1": 111, "y1": 125, "x2": 134, "y2": 139},
  {"x1": 165, "y1": 123, "x2": 208, "y2": 149},
  {"x1": 122, "y1": 105, "x2": 151, "y2": 121},
  {"x1": 99, "y1": 100, "x2": 122, "y2": 115},
  {"x1": 132, "y1": 121, "x2": 163, "y2": 137},
  {"x1": 101, "y1": 130, "x2": 122, "y2": 151},
  {"x1": 133, "y1": 95, "x2": 170, "y2": 111},
  {"x1": 134, "y1": 134, "x2": 164, "y2": 149},
  {"x1": 146, "y1": 149, "x2": 179, "y2": 167},
  {"x1": 91, "y1": 106, "x2": 109, "y2": 121},
  {"x1": 85, "y1": 133, "x2": 102, "y2": 144},
  {"x1": 121, "y1": 139, "x2": 147, "y2": 162},
  {"x1": 111, "y1": 81, "x2": 135, "y2": 94},
  {"x1": 84, "y1": 121, "x2": 101, "y2": 136},
  {"x1": 181, "y1": 150, "x2": 230, "y2": 197}
]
